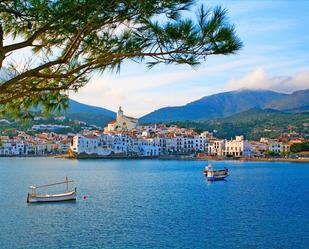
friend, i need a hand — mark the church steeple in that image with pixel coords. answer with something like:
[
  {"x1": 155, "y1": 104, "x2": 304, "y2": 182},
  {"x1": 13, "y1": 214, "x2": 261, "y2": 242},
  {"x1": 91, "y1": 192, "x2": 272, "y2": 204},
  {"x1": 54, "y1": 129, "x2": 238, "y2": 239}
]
[{"x1": 117, "y1": 106, "x2": 123, "y2": 119}]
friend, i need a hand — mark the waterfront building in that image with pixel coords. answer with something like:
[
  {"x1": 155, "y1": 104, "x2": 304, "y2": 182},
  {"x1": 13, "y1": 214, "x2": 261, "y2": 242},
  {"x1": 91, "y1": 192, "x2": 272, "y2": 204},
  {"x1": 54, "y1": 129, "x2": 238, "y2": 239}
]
[
  {"x1": 269, "y1": 141, "x2": 290, "y2": 154},
  {"x1": 57, "y1": 140, "x2": 71, "y2": 153},
  {"x1": 71, "y1": 134, "x2": 104, "y2": 156},
  {"x1": 138, "y1": 138, "x2": 160, "y2": 156},
  {"x1": 0, "y1": 142, "x2": 27, "y2": 156},
  {"x1": 1, "y1": 119, "x2": 299, "y2": 158},
  {"x1": 206, "y1": 139, "x2": 225, "y2": 156},
  {"x1": 250, "y1": 141, "x2": 269, "y2": 156},
  {"x1": 223, "y1": 136, "x2": 253, "y2": 157},
  {"x1": 69, "y1": 133, "x2": 160, "y2": 157},
  {"x1": 0, "y1": 143, "x2": 15, "y2": 156}
]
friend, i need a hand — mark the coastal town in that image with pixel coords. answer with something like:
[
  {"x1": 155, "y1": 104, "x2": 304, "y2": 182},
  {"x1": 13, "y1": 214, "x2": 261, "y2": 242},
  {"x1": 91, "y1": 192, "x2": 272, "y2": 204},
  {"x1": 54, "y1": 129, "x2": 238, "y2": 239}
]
[
  {"x1": 1, "y1": 1, "x2": 309, "y2": 249},
  {"x1": 0, "y1": 107, "x2": 307, "y2": 160}
]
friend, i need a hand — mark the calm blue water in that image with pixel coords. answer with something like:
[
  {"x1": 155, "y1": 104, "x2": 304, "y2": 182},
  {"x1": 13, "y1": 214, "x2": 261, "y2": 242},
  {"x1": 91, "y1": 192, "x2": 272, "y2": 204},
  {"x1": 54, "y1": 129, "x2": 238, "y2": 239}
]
[{"x1": 0, "y1": 158, "x2": 308, "y2": 249}]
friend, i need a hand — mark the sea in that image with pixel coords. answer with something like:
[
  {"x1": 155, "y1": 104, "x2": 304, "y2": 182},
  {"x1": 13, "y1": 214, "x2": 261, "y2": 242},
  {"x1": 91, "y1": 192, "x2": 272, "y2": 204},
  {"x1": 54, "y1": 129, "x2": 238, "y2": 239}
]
[{"x1": 0, "y1": 158, "x2": 308, "y2": 249}]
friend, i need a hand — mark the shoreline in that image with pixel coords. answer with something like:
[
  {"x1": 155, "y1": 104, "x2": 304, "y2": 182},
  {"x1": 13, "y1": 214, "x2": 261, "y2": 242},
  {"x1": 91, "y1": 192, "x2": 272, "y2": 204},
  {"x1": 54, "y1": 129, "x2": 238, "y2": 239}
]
[
  {"x1": 0, "y1": 154, "x2": 308, "y2": 163},
  {"x1": 195, "y1": 156, "x2": 309, "y2": 163}
]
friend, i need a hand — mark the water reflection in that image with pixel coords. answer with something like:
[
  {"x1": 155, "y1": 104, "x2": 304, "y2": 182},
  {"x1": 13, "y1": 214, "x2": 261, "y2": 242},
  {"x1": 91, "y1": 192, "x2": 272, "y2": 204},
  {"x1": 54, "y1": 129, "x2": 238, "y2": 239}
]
[{"x1": 205, "y1": 178, "x2": 228, "y2": 186}]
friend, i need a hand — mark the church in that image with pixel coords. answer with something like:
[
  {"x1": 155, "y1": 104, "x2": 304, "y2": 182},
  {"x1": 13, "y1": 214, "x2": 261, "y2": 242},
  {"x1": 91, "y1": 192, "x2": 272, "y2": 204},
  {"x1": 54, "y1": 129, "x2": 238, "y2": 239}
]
[{"x1": 105, "y1": 107, "x2": 138, "y2": 132}]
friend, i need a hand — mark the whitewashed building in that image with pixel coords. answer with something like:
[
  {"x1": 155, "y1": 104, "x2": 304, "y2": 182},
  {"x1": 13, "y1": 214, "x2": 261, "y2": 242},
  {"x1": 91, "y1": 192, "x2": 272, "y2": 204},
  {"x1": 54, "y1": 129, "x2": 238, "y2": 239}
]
[
  {"x1": 70, "y1": 134, "x2": 111, "y2": 156},
  {"x1": 0, "y1": 142, "x2": 28, "y2": 156},
  {"x1": 223, "y1": 136, "x2": 253, "y2": 157},
  {"x1": 138, "y1": 138, "x2": 160, "y2": 156},
  {"x1": 70, "y1": 133, "x2": 161, "y2": 157},
  {"x1": 206, "y1": 139, "x2": 225, "y2": 156},
  {"x1": 269, "y1": 141, "x2": 290, "y2": 154}
]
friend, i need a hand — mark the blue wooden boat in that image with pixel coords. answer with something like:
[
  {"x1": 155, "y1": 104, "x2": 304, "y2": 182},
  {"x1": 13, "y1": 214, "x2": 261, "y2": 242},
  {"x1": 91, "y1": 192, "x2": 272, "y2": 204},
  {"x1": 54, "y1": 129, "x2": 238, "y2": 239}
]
[{"x1": 203, "y1": 164, "x2": 229, "y2": 181}]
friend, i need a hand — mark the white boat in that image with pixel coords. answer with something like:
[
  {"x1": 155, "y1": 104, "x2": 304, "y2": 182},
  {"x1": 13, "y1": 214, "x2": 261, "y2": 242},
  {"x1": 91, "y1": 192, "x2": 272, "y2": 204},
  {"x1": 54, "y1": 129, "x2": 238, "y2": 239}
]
[
  {"x1": 27, "y1": 176, "x2": 77, "y2": 203},
  {"x1": 203, "y1": 164, "x2": 229, "y2": 181}
]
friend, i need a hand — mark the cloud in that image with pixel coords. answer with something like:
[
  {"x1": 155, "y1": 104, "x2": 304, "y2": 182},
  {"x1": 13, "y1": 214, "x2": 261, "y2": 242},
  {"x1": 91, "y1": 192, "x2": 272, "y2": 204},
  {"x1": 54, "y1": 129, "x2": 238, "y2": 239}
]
[
  {"x1": 71, "y1": 53, "x2": 305, "y2": 117},
  {"x1": 70, "y1": 57, "x2": 261, "y2": 116},
  {"x1": 225, "y1": 68, "x2": 309, "y2": 93}
]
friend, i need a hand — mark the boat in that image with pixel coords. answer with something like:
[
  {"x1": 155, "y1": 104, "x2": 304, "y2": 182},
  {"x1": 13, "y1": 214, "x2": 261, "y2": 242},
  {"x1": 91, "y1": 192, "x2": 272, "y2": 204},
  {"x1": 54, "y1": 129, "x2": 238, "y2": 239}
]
[
  {"x1": 203, "y1": 164, "x2": 229, "y2": 181},
  {"x1": 27, "y1": 176, "x2": 77, "y2": 203}
]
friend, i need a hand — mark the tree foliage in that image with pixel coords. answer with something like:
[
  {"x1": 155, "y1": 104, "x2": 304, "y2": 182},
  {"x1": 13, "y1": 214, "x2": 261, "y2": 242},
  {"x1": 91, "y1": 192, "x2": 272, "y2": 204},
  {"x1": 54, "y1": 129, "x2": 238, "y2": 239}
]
[
  {"x1": 290, "y1": 142, "x2": 309, "y2": 153},
  {"x1": 0, "y1": 0, "x2": 242, "y2": 118}
]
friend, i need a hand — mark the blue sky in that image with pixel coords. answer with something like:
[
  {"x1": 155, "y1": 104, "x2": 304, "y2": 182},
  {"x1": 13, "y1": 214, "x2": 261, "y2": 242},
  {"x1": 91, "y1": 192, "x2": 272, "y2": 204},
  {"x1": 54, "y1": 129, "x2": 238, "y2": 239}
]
[{"x1": 70, "y1": 0, "x2": 309, "y2": 117}]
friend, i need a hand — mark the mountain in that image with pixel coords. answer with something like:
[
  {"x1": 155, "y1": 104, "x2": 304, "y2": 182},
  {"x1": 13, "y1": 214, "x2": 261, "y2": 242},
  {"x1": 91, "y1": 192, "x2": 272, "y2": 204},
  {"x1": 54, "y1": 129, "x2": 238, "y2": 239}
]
[
  {"x1": 62, "y1": 99, "x2": 116, "y2": 126},
  {"x1": 266, "y1": 89, "x2": 309, "y2": 112},
  {"x1": 0, "y1": 99, "x2": 116, "y2": 134},
  {"x1": 66, "y1": 99, "x2": 115, "y2": 117},
  {"x1": 172, "y1": 108, "x2": 309, "y2": 140},
  {"x1": 3, "y1": 97, "x2": 116, "y2": 127},
  {"x1": 140, "y1": 89, "x2": 289, "y2": 123}
]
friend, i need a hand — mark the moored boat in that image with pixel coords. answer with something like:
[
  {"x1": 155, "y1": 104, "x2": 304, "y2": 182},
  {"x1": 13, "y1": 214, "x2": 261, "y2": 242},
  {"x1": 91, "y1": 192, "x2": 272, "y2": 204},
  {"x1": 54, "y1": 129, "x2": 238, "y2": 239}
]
[
  {"x1": 203, "y1": 164, "x2": 229, "y2": 181},
  {"x1": 27, "y1": 176, "x2": 77, "y2": 203}
]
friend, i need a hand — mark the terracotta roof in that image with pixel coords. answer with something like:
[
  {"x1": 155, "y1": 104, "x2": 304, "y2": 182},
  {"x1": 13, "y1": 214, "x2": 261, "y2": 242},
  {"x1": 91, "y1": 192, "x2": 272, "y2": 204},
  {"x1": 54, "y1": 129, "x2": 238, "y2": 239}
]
[{"x1": 109, "y1": 120, "x2": 116, "y2": 124}]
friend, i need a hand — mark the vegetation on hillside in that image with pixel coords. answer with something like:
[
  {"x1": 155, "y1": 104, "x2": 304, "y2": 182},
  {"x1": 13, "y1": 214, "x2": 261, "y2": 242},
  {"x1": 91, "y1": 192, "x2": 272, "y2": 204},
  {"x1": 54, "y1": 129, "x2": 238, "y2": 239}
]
[
  {"x1": 290, "y1": 142, "x2": 309, "y2": 153},
  {"x1": 171, "y1": 109, "x2": 309, "y2": 140},
  {"x1": 140, "y1": 89, "x2": 309, "y2": 123},
  {"x1": 0, "y1": 117, "x2": 86, "y2": 137}
]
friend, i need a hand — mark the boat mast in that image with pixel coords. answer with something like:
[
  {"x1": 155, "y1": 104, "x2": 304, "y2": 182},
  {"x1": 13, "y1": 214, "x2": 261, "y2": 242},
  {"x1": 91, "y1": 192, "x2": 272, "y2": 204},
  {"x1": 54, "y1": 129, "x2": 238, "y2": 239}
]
[{"x1": 66, "y1": 176, "x2": 69, "y2": 192}]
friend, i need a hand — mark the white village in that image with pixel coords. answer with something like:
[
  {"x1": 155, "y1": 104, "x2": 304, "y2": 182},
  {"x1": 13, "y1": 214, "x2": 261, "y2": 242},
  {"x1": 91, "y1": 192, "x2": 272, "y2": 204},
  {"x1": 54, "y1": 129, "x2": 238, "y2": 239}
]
[{"x1": 69, "y1": 107, "x2": 291, "y2": 158}]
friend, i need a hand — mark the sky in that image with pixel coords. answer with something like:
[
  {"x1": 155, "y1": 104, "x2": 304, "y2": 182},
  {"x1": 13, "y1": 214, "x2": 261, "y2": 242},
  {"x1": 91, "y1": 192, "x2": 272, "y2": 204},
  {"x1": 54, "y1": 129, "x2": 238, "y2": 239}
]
[
  {"x1": 66, "y1": 1, "x2": 309, "y2": 116},
  {"x1": 6, "y1": 0, "x2": 309, "y2": 117}
]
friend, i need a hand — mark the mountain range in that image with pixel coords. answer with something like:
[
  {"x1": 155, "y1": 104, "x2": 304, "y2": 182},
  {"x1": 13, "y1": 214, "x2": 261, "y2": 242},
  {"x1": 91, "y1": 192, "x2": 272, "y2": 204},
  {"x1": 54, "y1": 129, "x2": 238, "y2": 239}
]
[
  {"x1": 3, "y1": 67, "x2": 308, "y2": 127},
  {"x1": 63, "y1": 99, "x2": 116, "y2": 126},
  {"x1": 61, "y1": 88, "x2": 309, "y2": 140},
  {"x1": 139, "y1": 89, "x2": 309, "y2": 123},
  {"x1": 62, "y1": 99, "x2": 116, "y2": 127},
  {"x1": 27, "y1": 88, "x2": 309, "y2": 127}
]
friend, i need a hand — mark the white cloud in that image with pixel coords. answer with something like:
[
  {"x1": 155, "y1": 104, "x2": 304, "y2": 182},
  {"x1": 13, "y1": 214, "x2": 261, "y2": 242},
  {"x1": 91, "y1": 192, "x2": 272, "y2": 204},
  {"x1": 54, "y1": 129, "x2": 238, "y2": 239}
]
[
  {"x1": 71, "y1": 54, "x2": 308, "y2": 117},
  {"x1": 225, "y1": 68, "x2": 309, "y2": 93},
  {"x1": 70, "y1": 57, "x2": 261, "y2": 116}
]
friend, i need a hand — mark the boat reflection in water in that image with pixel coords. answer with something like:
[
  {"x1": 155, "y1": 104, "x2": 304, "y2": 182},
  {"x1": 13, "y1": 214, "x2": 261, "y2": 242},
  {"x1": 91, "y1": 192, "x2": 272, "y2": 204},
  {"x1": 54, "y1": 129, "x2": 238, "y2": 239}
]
[
  {"x1": 27, "y1": 176, "x2": 77, "y2": 203},
  {"x1": 203, "y1": 164, "x2": 229, "y2": 181}
]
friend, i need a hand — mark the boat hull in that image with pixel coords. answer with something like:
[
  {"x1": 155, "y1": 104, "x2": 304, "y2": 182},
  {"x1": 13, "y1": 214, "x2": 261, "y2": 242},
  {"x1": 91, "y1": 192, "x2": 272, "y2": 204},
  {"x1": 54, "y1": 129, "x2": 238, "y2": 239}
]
[
  {"x1": 27, "y1": 190, "x2": 77, "y2": 203},
  {"x1": 206, "y1": 175, "x2": 229, "y2": 181},
  {"x1": 203, "y1": 169, "x2": 229, "y2": 181}
]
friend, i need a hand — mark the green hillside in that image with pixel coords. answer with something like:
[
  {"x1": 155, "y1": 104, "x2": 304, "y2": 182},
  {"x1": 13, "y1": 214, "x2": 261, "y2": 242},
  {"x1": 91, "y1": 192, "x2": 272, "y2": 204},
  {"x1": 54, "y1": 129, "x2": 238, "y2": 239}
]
[
  {"x1": 140, "y1": 89, "x2": 309, "y2": 123},
  {"x1": 266, "y1": 89, "x2": 309, "y2": 112},
  {"x1": 0, "y1": 99, "x2": 116, "y2": 135},
  {"x1": 172, "y1": 108, "x2": 309, "y2": 140}
]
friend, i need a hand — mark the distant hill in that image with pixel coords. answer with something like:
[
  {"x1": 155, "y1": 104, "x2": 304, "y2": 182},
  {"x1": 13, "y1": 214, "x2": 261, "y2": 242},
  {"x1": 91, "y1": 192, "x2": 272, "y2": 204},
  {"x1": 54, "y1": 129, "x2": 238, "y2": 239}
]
[
  {"x1": 1, "y1": 70, "x2": 116, "y2": 127},
  {"x1": 0, "y1": 99, "x2": 116, "y2": 134},
  {"x1": 140, "y1": 89, "x2": 309, "y2": 123},
  {"x1": 62, "y1": 99, "x2": 116, "y2": 126},
  {"x1": 172, "y1": 108, "x2": 309, "y2": 140},
  {"x1": 266, "y1": 89, "x2": 309, "y2": 112},
  {"x1": 2, "y1": 97, "x2": 116, "y2": 127}
]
